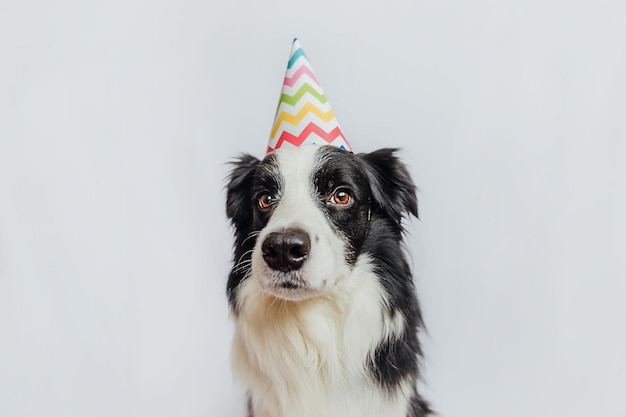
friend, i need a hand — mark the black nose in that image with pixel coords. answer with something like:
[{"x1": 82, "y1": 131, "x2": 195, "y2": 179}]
[{"x1": 261, "y1": 229, "x2": 311, "y2": 272}]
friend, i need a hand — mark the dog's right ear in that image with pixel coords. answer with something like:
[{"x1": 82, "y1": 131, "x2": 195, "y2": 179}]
[{"x1": 226, "y1": 154, "x2": 261, "y2": 231}]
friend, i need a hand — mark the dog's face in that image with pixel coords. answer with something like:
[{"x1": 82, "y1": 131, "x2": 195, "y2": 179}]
[
  {"x1": 226, "y1": 145, "x2": 417, "y2": 304},
  {"x1": 247, "y1": 145, "x2": 371, "y2": 300}
]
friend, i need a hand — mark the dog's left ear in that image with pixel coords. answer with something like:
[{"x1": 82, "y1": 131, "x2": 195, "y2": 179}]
[
  {"x1": 358, "y1": 148, "x2": 418, "y2": 228},
  {"x1": 226, "y1": 154, "x2": 261, "y2": 233}
]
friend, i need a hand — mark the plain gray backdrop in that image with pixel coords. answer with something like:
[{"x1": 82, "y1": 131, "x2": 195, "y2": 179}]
[{"x1": 1, "y1": 0, "x2": 625, "y2": 416}]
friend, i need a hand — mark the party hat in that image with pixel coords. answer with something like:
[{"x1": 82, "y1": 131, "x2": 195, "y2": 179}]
[{"x1": 267, "y1": 39, "x2": 352, "y2": 153}]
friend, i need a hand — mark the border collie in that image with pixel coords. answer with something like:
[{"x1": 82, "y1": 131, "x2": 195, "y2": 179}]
[{"x1": 225, "y1": 145, "x2": 430, "y2": 417}]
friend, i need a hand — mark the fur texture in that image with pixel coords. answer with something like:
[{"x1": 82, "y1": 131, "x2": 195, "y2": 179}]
[{"x1": 226, "y1": 145, "x2": 430, "y2": 417}]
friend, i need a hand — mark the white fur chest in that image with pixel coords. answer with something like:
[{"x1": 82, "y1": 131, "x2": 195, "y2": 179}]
[{"x1": 230, "y1": 258, "x2": 411, "y2": 417}]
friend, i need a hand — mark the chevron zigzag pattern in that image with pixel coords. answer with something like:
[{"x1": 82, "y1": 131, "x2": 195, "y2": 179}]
[
  {"x1": 267, "y1": 123, "x2": 346, "y2": 153},
  {"x1": 271, "y1": 103, "x2": 335, "y2": 139},
  {"x1": 278, "y1": 83, "x2": 328, "y2": 107},
  {"x1": 283, "y1": 66, "x2": 319, "y2": 87},
  {"x1": 268, "y1": 39, "x2": 352, "y2": 153}
]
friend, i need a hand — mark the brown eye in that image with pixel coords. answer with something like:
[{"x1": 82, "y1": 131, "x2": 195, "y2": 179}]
[
  {"x1": 330, "y1": 190, "x2": 352, "y2": 206},
  {"x1": 258, "y1": 194, "x2": 274, "y2": 209}
]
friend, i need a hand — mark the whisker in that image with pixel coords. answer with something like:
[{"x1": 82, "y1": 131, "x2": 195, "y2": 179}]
[
  {"x1": 233, "y1": 260, "x2": 253, "y2": 274},
  {"x1": 235, "y1": 249, "x2": 255, "y2": 265},
  {"x1": 233, "y1": 249, "x2": 255, "y2": 273},
  {"x1": 242, "y1": 231, "x2": 261, "y2": 246}
]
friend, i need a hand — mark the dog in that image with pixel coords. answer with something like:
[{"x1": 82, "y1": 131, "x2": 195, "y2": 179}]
[{"x1": 225, "y1": 144, "x2": 430, "y2": 417}]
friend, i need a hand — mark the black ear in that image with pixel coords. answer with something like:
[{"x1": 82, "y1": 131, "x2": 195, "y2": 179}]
[
  {"x1": 358, "y1": 148, "x2": 418, "y2": 228},
  {"x1": 226, "y1": 154, "x2": 261, "y2": 232}
]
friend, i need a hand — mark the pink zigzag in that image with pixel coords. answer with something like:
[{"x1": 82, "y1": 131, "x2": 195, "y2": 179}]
[
  {"x1": 283, "y1": 66, "x2": 320, "y2": 87},
  {"x1": 268, "y1": 123, "x2": 346, "y2": 152}
]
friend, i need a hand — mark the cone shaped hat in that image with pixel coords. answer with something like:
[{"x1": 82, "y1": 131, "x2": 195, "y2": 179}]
[{"x1": 267, "y1": 39, "x2": 352, "y2": 153}]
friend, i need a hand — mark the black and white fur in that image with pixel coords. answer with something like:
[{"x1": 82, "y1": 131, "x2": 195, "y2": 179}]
[{"x1": 226, "y1": 145, "x2": 430, "y2": 417}]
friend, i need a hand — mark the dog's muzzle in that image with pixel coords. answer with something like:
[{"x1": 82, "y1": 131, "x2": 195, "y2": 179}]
[{"x1": 261, "y1": 228, "x2": 311, "y2": 272}]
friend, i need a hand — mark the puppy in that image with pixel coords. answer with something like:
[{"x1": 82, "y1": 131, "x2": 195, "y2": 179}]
[{"x1": 226, "y1": 145, "x2": 430, "y2": 417}]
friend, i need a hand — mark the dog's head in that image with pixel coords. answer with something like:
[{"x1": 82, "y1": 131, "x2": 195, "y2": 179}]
[{"x1": 226, "y1": 145, "x2": 417, "y2": 306}]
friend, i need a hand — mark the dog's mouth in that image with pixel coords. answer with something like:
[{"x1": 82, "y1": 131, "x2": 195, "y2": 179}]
[
  {"x1": 278, "y1": 280, "x2": 301, "y2": 289},
  {"x1": 260, "y1": 271, "x2": 317, "y2": 300}
]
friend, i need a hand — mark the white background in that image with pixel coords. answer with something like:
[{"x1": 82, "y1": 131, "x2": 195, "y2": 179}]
[{"x1": 1, "y1": 0, "x2": 625, "y2": 416}]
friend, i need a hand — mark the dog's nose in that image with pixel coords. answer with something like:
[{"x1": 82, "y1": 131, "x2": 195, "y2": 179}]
[{"x1": 261, "y1": 229, "x2": 311, "y2": 272}]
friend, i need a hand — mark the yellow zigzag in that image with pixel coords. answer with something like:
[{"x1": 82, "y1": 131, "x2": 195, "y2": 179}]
[{"x1": 271, "y1": 102, "x2": 336, "y2": 139}]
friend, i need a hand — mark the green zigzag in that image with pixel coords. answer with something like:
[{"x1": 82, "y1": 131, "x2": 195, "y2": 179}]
[{"x1": 279, "y1": 83, "x2": 327, "y2": 107}]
